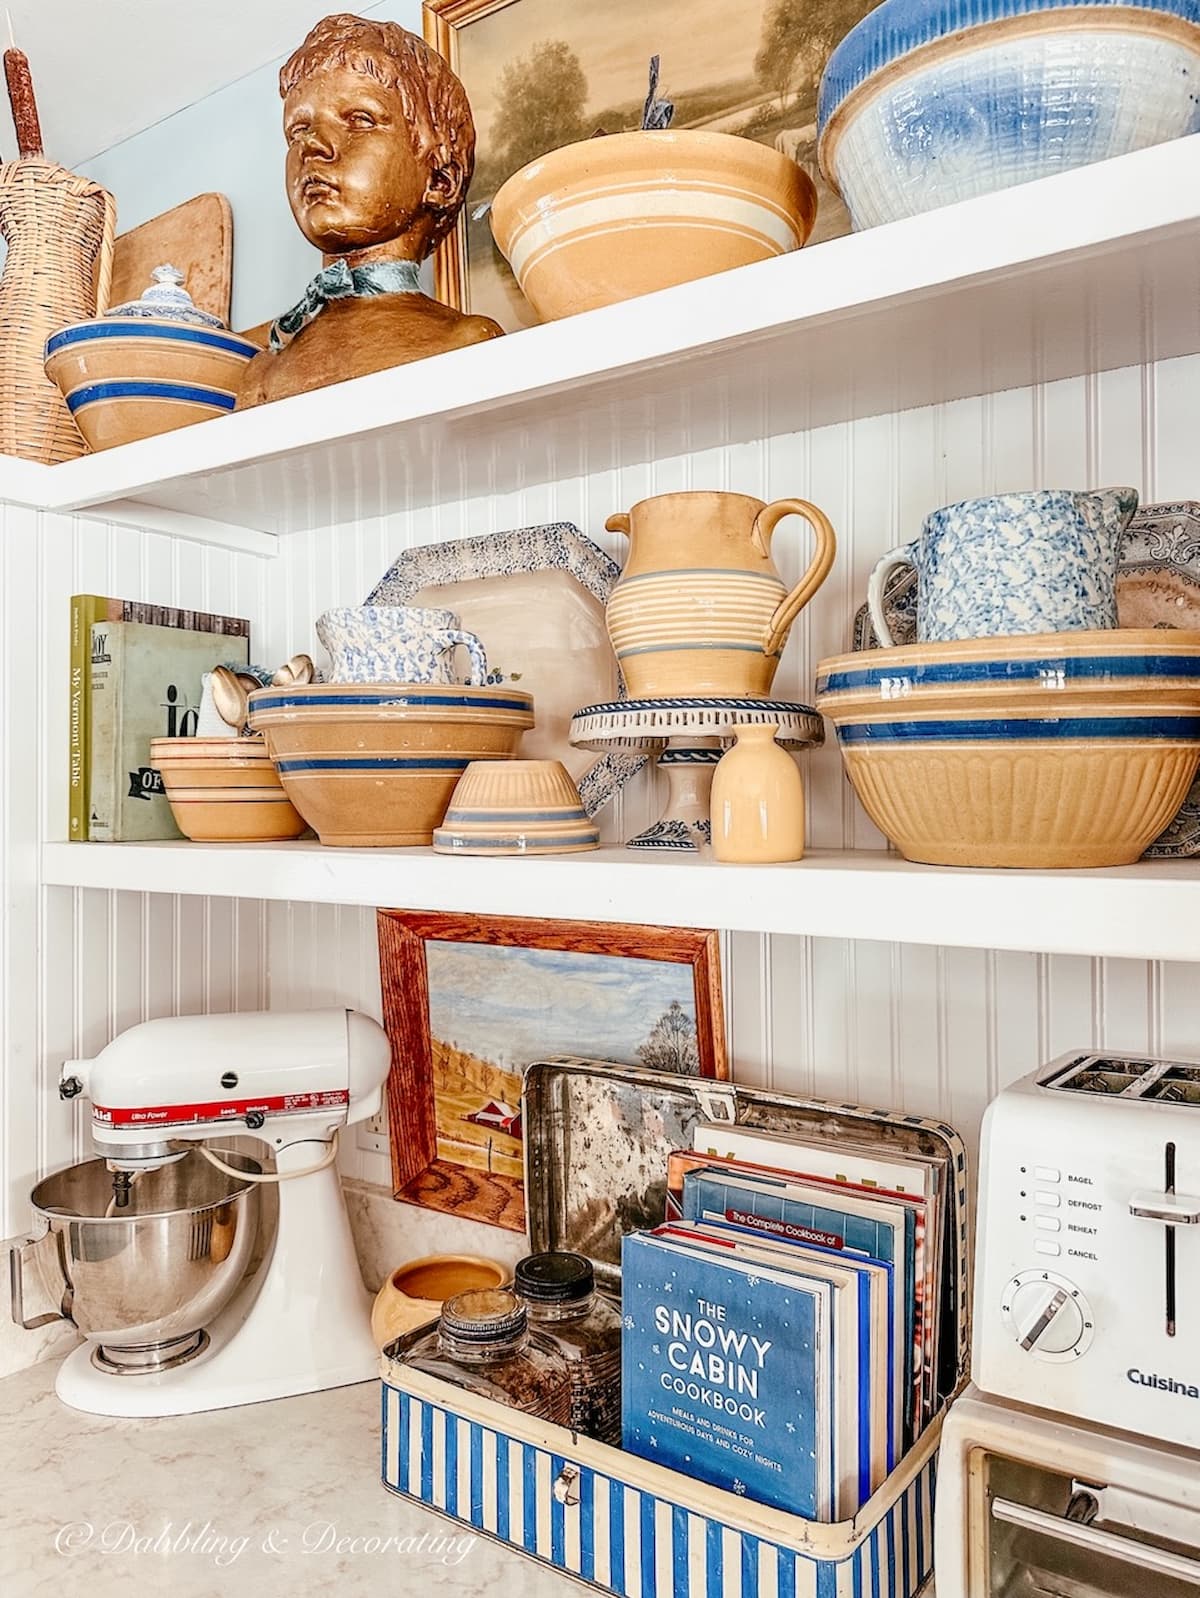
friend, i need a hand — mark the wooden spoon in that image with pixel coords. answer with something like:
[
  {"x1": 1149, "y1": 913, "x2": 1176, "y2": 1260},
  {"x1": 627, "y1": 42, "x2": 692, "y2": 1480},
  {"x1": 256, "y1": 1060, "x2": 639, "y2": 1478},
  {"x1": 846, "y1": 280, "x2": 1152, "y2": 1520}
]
[
  {"x1": 210, "y1": 665, "x2": 249, "y2": 733},
  {"x1": 272, "y1": 653, "x2": 315, "y2": 686}
]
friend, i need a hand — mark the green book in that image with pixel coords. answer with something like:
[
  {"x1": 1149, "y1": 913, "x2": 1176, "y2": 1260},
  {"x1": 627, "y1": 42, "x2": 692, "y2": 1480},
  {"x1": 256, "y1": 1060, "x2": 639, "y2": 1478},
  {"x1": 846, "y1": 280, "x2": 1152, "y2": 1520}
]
[
  {"x1": 69, "y1": 596, "x2": 250, "y2": 841},
  {"x1": 88, "y1": 620, "x2": 250, "y2": 843}
]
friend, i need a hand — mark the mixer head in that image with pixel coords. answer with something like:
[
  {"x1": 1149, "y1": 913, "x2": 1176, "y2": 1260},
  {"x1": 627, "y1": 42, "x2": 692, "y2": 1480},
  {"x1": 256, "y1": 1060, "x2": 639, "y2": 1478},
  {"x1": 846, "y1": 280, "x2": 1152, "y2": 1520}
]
[{"x1": 58, "y1": 1006, "x2": 392, "y2": 1169}]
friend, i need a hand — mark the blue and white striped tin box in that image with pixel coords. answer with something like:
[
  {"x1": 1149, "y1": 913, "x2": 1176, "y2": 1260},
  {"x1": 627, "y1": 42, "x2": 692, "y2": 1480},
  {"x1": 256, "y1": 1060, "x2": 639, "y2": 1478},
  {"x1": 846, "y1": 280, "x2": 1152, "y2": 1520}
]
[{"x1": 381, "y1": 1060, "x2": 967, "y2": 1598}]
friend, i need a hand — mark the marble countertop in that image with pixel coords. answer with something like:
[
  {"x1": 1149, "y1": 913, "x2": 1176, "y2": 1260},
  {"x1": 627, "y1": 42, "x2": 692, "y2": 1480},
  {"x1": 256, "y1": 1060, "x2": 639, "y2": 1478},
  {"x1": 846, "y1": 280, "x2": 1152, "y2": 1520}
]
[
  {"x1": 1, "y1": 1356, "x2": 939, "y2": 1597},
  {"x1": 0, "y1": 1358, "x2": 579, "y2": 1598}
]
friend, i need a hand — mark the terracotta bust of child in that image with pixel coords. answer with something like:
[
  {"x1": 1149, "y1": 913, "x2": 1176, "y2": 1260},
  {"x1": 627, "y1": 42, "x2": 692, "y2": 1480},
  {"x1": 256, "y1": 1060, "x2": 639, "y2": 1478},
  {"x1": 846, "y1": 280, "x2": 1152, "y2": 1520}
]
[{"x1": 238, "y1": 13, "x2": 501, "y2": 409}]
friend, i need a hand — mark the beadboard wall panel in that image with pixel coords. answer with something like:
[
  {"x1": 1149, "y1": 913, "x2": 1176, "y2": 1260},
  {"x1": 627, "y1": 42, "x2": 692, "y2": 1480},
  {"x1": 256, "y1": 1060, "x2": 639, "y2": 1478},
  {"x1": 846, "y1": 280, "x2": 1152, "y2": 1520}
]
[
  {"x1": 0, "y1": 503, "x2": 270, "y2": 1236},
  {"x1": 258, "y1": 352, "x2": 1200, "y2": 1268}
]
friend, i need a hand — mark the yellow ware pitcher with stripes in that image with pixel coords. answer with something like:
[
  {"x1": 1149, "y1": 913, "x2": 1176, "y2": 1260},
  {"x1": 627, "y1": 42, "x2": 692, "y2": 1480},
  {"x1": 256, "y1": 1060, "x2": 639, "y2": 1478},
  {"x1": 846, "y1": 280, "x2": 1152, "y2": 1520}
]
[{"x1": 604, "y1": 491, "x2": 837, "y2": 699}]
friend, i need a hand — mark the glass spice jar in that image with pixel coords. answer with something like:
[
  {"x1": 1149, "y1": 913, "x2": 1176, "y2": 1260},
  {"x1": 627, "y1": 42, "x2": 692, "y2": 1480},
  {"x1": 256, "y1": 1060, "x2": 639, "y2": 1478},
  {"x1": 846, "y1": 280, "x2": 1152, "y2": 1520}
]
[
  {"x1": 514, "y1": 1251, "x2": 622, "y2": 1444},
  {"x1": 400, "y1": 1286, "x2": 572, "y2": 1425}
]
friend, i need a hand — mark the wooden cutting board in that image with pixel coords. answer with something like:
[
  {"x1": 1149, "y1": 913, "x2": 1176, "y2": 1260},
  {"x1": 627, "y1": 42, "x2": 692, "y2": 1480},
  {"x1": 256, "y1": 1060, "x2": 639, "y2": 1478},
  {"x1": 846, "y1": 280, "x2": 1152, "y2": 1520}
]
[{"x1": 104, "y1": 192, "x2": 234, "y2": 322}]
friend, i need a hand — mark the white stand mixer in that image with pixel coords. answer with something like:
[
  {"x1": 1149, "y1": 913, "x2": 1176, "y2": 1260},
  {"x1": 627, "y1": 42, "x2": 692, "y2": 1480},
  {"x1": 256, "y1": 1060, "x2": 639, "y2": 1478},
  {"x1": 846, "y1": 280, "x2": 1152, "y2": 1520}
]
[{"x1": 13, "y1": 1008, "x2": 391, "y2": 1418}]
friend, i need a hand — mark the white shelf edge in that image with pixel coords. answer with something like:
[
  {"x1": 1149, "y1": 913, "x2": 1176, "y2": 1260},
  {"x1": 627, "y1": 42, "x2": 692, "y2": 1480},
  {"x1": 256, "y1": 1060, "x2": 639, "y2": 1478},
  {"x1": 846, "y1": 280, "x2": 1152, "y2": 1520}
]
[
  {"x1": 0, "y1": 137, "x2": 1197, "y2": 535},
  {"x1": 40, "y1": 841, "x2": 1200, "y2": 963}
]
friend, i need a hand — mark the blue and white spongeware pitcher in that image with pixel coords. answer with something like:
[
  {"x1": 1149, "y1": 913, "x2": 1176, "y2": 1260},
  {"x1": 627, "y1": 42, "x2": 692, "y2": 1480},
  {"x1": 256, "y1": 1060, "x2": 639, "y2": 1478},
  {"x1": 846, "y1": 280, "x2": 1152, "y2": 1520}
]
[
  {"x1": 316, "y1": 605, "x2": 489, "y2": 685},
  {"x1": 867, "y1": 487, "x2": 1139, "y2": 647}
]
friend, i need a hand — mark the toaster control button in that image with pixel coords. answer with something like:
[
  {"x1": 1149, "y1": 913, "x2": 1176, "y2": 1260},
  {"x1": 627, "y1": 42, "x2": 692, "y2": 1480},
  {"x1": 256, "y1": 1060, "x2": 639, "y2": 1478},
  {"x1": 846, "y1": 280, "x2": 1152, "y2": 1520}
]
[
  {"x1": 1034, "y1": 1216, "x2": 1061, "y2": 1232},
  {"x1": 1034, "y1": 1166, "x2": 1060, "y2": 1182},
  {"x1": 1034, "y1": 1239, "x2": 1060, "y2": 1256},
  {"x1": 1035, "y1": 1192, "x2": 1061, "y2": 1208}
]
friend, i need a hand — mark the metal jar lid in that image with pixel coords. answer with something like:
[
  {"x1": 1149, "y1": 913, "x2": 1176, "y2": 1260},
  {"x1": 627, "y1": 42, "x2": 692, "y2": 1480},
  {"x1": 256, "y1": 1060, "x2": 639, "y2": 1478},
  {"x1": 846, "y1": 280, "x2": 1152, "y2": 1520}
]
[
  {"x1": 514, "y1": 1250, "x2": 594, "y2": 1304},
  {"x1": 440, "y1": 1286, "x2": 526, "y2": 1343}
]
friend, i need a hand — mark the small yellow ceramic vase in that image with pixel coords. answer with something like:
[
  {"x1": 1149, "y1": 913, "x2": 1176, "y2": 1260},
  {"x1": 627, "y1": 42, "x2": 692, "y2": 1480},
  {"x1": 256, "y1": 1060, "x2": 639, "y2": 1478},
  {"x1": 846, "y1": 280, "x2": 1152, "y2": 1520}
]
[
  {"x1": 370, "y1": 1254, "x2": 511, "y2": 1349},
  {"x1": 710, "y1": 722, "x2": 805, "y2": 863}
]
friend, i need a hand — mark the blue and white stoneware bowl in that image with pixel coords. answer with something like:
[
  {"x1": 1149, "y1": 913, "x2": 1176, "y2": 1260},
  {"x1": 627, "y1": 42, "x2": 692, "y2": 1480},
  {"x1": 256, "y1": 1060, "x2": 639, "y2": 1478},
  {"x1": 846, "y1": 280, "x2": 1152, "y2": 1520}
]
[
  {"x1": 867, "y1": 486, "x2": 1138, "y2": 645},
  {"x1": 815, "y1": 629, "x2": 1200, "y2": 865},
  {"x1": 44, "y1": 266, "x2": 258, "y2": 451},
  {"x1": 818, "y1": 0, "x2": 1200, "y2": 229},
  {"x1": 315, "y1": 605, "x2": 489, "y2": 686}
]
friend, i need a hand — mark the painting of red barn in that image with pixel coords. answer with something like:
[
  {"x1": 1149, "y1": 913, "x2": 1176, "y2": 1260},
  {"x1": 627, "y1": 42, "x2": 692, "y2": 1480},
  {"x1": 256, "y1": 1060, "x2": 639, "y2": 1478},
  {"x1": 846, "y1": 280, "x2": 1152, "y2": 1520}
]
[
  {"x1": 377, "y1": 910, "x2": 726, "y2": 1231},
  {"x1": 464, "y1": 1099, "x2": 523, "y2": 1137}
]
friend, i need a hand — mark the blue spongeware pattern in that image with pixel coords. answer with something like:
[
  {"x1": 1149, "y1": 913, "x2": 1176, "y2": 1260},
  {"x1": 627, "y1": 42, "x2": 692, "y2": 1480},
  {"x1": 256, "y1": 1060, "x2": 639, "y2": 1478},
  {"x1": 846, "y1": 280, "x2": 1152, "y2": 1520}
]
[{"x1": 818, "y1": 0, "x2": 1200, "y2": 228}]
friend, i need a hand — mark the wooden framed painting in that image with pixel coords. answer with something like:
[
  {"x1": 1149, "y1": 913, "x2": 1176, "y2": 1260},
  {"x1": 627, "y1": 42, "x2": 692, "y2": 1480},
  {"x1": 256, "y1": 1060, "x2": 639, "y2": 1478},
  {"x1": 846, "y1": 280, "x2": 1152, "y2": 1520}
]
[
  {"x1": 423, "y1": 0, "x2": 881, "y2": 330},
  {"x1": 376, "y1": 910, "x2": 727, "y2": 1231}
]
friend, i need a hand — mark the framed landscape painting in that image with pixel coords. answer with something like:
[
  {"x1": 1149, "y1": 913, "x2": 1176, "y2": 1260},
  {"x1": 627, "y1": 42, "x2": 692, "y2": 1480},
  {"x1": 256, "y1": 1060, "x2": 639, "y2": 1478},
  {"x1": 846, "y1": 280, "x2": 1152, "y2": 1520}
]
[
  {"x1": 424, "y1": 0, "x2": 882, "y2": 330},
  {"x1": 376, "y1": 910, "x2": 726, "y2": 1230}
]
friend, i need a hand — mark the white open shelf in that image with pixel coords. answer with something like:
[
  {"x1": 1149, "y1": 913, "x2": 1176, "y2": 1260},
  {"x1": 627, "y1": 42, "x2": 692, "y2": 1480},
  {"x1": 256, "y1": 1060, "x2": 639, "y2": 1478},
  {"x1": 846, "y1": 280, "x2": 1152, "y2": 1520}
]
[
  {"x1": 40, "y1": 841, "x2": 1200, "y2": 962},
  {"x1": 3, "y1": 138, "x2": 1200, "y2": 550}
]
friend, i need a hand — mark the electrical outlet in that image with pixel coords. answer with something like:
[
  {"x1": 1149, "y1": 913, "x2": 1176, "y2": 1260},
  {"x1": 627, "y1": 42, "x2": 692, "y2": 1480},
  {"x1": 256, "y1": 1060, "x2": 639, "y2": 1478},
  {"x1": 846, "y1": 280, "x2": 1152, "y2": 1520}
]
[{"x1": 357, "y1": 1101, "x2": 389, "y2": 1155}]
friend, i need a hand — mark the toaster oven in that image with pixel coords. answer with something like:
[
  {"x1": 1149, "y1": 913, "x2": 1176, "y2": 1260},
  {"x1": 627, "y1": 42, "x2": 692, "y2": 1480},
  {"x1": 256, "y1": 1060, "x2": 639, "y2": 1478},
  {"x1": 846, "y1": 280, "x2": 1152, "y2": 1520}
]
[{"x1": 936, "y1": 1385, "x2": 1200, "y2": 1597}]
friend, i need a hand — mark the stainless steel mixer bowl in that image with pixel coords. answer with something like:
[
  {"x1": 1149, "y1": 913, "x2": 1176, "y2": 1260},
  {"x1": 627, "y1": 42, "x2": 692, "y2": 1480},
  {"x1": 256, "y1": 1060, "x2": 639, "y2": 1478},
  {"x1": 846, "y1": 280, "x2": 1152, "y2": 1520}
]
[{"x1": 19, "y1": 1149, "x2": 260, "y2": 1356}]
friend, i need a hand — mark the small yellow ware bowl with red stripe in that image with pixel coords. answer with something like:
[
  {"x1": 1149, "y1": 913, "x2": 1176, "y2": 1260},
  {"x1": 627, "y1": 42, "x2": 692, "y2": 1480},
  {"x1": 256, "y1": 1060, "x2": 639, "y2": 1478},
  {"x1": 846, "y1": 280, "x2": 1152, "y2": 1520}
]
[{"x1": 150, "y1": 736, "x2": 307, "y2": 843}]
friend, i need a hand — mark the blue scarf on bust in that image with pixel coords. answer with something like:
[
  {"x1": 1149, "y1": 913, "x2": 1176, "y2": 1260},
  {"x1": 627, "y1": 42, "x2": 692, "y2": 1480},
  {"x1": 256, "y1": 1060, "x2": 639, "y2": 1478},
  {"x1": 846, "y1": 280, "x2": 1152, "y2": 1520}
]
[{"x1": 268, "y1": 258, "x2": 422, "y2": 351}]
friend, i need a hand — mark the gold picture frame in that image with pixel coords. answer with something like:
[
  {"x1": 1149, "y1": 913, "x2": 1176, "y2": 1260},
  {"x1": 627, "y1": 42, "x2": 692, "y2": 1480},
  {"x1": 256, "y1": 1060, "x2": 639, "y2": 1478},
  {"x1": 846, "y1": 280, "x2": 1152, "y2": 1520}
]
[{"x1": 423, "y1": 0, "x2": 880, "y2": 331}]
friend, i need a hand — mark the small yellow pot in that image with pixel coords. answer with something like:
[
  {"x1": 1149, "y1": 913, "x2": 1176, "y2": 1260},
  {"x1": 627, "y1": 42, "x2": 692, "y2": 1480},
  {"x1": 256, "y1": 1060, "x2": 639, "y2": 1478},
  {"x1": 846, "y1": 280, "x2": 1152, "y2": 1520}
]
[{"x1": 370, "y1": 1254, "x2": 511, "y2": 1349}]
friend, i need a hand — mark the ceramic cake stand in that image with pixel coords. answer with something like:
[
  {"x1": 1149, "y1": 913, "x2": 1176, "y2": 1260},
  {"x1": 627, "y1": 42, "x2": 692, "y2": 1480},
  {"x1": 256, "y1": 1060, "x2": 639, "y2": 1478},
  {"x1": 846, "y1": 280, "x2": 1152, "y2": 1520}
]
[{"x1": 569, "y1": 697, "x2": 824, "y2": 851}]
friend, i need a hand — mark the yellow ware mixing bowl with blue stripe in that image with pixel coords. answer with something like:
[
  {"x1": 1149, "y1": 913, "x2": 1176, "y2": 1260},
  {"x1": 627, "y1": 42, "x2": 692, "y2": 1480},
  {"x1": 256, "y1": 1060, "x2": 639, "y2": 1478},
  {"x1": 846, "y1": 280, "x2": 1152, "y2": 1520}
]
[{"x1": 44, "y1": 265, "x2": 258, "y2": 452}]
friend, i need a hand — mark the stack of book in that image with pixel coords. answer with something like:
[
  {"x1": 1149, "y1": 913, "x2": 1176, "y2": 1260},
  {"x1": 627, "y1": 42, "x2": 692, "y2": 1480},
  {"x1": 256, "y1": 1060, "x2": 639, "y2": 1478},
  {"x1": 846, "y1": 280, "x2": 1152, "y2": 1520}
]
[
  {"x1": 620, "y1": 1119, "x2": 949, "y2": 1521},
  {"x1": 69, "y1": 595, "x2": 251, "y2": 842}
]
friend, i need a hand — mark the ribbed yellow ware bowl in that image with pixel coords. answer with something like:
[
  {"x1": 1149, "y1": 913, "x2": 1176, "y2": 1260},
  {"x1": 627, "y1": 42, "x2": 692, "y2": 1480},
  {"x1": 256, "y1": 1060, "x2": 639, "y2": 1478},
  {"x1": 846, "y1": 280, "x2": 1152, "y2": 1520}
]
[
  {"x1": 433, "y1": 759, "x2": 599, "y2": 856},
  {"x1": 815, "y1": 631, "x2": 1200, "y2": 867}
]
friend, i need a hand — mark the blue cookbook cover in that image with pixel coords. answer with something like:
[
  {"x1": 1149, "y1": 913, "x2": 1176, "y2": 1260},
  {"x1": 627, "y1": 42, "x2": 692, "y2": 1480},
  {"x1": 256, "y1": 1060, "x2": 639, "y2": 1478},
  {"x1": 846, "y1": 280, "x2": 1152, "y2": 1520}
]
[
  {"x1": 684, "y1": 1164, "x2": 910, "y2": 1444},
  {"x1": 667, "y1": 1215, "x2": 892, "y2": 1494},
  {"x1": 621, "y1": 1230, "x2": 832, "y2": 1519}
]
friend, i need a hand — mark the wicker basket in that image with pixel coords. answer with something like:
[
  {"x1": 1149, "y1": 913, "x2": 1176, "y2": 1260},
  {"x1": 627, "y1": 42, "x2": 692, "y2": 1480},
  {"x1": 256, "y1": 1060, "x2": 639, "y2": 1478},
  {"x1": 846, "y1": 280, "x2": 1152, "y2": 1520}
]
[{"x1": 0, "y1": 159, "x2": 115, "y2": 465}]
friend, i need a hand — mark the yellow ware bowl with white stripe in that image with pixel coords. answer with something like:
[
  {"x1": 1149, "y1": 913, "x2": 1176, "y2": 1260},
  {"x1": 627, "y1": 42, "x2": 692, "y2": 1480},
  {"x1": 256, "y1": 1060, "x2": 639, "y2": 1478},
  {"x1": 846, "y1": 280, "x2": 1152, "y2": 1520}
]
[
  {"x1": 489, "y1": 130, "x2": 818, "y2": 323},
  {"x1": 150, "y1": 737, "x2": 307, "y2": 843}
]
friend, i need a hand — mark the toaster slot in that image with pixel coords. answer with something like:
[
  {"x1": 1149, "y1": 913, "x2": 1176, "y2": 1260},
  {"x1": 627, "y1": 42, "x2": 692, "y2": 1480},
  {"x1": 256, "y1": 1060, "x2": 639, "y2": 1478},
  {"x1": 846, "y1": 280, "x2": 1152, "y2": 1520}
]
[
  {"x1": 1062, "y1": 1067, "x2": 1152, "y2": 1097},
  {"x1": 1144, "y1": 1066, "x2": 1200, "y2": 1105}
]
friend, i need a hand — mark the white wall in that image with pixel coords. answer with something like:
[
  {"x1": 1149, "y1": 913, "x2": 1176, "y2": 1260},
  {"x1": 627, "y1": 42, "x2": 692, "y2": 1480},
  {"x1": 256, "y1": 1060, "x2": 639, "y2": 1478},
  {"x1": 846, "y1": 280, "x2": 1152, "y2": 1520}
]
[
  {"x1": 0, "y1": 507, "x2": 270, "y2": 1238},
  {"x1": 78, "y1": 0, "x2": 422, "y2": 331}
]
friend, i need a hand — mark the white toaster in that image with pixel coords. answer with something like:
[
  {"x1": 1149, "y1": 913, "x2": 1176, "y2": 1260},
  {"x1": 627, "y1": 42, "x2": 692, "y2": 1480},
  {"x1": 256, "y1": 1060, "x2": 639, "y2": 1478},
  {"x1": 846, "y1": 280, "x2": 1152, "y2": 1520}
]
[{"x1": 974, "y1": 1050, "x2": 1200, "y2": 1451}]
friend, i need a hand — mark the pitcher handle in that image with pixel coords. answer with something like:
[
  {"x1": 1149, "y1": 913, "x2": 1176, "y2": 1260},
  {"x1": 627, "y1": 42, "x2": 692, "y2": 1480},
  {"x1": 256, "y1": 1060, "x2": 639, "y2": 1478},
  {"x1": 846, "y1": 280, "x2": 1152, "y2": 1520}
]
[
  {"x1": 756, "y1": 499, "x2": 838, "y2": 659},
  {"x1": 866, "y1": 541, "x2": 920, "y2": 649},
  {"x1": 604, "y1": 513, "x2": 632, "y2": 538},
  {"x1": 441, "y1": 628, "x2": 489, "y2": 686}
]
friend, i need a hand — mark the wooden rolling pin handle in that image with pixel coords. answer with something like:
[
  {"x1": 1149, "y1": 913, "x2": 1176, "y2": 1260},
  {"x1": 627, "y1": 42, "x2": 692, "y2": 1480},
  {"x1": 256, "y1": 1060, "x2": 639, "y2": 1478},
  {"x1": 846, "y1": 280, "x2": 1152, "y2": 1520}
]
[{"x1": 4, "y1": 49, "x2": 44, "y2": 158}]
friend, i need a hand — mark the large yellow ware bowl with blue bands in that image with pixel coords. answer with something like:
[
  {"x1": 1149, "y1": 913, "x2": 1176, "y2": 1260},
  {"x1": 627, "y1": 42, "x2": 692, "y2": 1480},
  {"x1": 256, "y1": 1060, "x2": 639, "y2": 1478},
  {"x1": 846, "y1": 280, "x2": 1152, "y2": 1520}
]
[
  {"x1": 815, "y1": 630, "x2": 1200, "y2": 868},
  {"x1": 44, "y1": 265, "x2": 258, "y2": 452},
  {"x1": 246, "y1": 683, "x2": 535, "y2": 848}
]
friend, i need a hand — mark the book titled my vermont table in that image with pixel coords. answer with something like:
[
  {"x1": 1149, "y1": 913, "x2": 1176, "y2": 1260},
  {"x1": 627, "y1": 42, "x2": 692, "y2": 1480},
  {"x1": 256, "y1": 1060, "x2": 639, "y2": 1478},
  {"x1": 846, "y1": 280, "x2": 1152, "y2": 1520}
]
[{"x1": 621, "y1": 1229, "x2": 835, "y2": 1520}]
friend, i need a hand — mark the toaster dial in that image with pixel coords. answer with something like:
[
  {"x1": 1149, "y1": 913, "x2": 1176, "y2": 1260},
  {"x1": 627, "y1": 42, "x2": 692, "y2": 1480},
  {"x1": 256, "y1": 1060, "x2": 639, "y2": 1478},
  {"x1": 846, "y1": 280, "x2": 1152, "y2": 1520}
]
[{"x1": 1001, "y1": 1270, "x2": 1095, "y2": 1361}]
